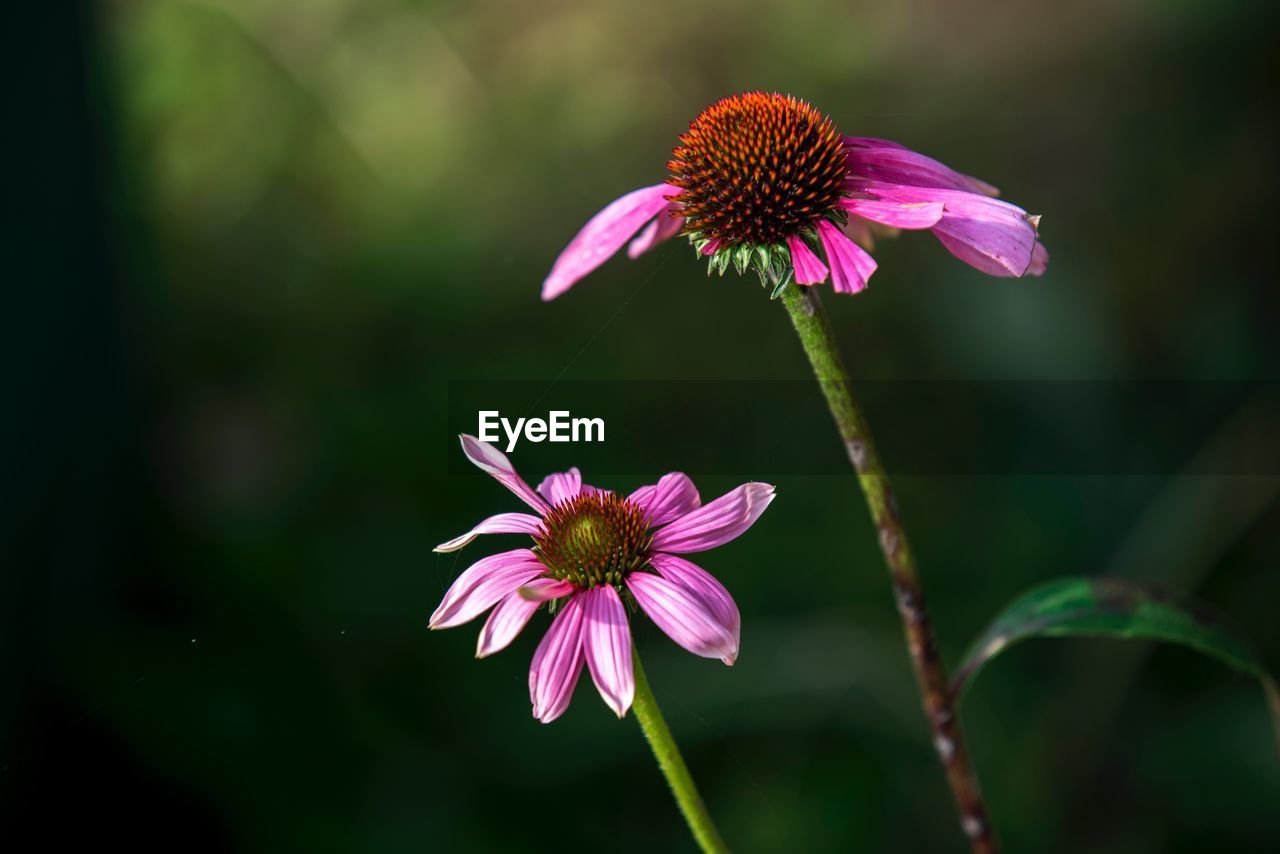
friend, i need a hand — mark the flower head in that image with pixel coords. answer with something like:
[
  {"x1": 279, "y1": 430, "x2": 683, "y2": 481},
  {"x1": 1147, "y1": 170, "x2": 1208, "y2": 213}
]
[
  {"x1": 432, "y1": 435, "x2": 775, "y2": 723},
  {"x1": 542, "y1": 91, "x2": 1047, "y2": 301}
]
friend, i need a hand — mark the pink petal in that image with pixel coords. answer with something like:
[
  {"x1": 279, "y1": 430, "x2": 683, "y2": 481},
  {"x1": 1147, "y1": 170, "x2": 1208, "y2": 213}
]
[
  {"x1": 851, "y1": 182, "x2": 1043, "y2": 277},
  {"x1": 542, "y1": 184, "x2": 677, "y2": 301},
  {"x1": 536, "y1": 467, "x2": 583, "y2": 507},
  {"x1": 626, "y1": 572, "x2": 738, "y2": 664},
  {"x1": 476, "y1": 578, "x2": 573, "y2": 658},
  {"x1": 844, "y1": 135, "x2": 911, "y2": 151},
  {"x1": 459, "y1": 434, "x2": 551, "y2": 516},
  {"x1": 701, "y1": 237, "x2": 725, "y2": 256},
  {"x1": 844, "y1": 137, "x2": 999, "y2": 196},
  {"x1": 786, "y1": 234, "x2": 829, "y2": 286},
  {"x1": 817, "y1": 220, "x2": 878, "y2": 294},
  {"x1": 627, "y1": 205, "x2": 684, "y2": 259},
  {"x1": 648, "y1": 553, "x2": 740, "y2": 664},
  {"x1": 434, "y1": 512, "x2": 543, "y2": 553},
  {"x1": 964, "y1": 174, "x2": 1001, "y2": 198},
  {"x1": 932, "y1": 228, "x2": 1029, "y2": 277},
  {"x1": 839, "y1": 196, "x2": 944, "y2": 229},
  {"x1": 430, "y1": 549, "x2": 545, "y2": 629},
  {"x1": 477, "y1": 581, "x2": 561, "y2": 659},
  {"x1": 581, "y1": 586, "x2": 635, "y2": 717},
  {"x1": 843, "y1": 217, "x2": 876, "y2": 251},
  {"x1": 517, "y1": 578, "x2": 576, "y2": 602},
  {"x1": 529, "y1": 594, "x2": 587, "y2": 723},
  {"x1": 1027, "y1": 240, "x2": 1049, "y2": 277},
  {"x1": 932, "y1": 204, "x2": 1041, "y2": 277},
  {"x1": 628, "y1": 472, "x2": 701, "y2": 528},
  {"x1": 649, "y1": 482, "x2": 775, "y2": 554}
]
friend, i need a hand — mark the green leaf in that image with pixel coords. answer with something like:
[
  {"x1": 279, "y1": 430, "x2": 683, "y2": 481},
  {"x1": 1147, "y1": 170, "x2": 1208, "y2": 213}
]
[
  {"x1": 953, "y1": 576, "x2": 1280, "y2": 750},
  {"x1": 753, "y1": 244, "x2": 771, "y2": 273},
  {"x1": 769, "y1": 269, "x2": 794, "y2": 299}
]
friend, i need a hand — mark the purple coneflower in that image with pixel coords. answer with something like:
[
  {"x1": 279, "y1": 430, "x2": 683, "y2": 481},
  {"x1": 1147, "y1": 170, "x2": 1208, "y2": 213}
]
[
  {"x1": 432, "y1": 435, "x2": 774, "y2": 723},
  {"x1": 542, "y1": 91, "x2": 1047, "y2": 300}
]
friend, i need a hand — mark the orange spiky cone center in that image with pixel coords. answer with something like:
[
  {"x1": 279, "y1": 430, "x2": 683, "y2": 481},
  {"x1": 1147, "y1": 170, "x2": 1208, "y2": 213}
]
[{"x1": 666, "y1": 92, "x2": 848, "y2": 247}]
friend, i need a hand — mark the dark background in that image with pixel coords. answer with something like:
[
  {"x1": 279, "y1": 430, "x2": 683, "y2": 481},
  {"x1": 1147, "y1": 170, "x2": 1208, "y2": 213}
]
[{"x1": 5, "y1": 1, "x2": 1279, "y2": 851}]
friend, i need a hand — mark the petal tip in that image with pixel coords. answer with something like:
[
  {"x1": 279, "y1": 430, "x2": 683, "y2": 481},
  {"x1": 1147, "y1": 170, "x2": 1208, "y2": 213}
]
[
  {"x1": 541, "y1": 184, "x2": 673, "y2": 301},
  {"x1": 533, "y1": 704, "x2": 567, "y2": 724}
]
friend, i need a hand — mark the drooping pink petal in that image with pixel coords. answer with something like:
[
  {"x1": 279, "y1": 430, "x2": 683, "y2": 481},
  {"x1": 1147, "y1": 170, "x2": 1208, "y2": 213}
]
[
  {"x1": 650, "y1": 482, "x2": 775, "y2": 554},
  {"x1": 627, "y1": 205, "x2": 685, "y2": 259},
  {"x1": 817, "y1": 220, "x2": 878, "y2": 294},
  {"x1": 459, "y1": 434, "x2": 551, "y2": 516},
  {"x1": 851, "y1": 182, "x2": 1045, "y2": 278},
  {"x1": 536, "y1": 468, "x2": 582, "y2": 506},
  {"x1": 786, "y1": 234, "x2": 829, "y2": 286},
  {"x1": 839, "y1": 196, "x2": 944, "y2": 229},
  {"x1": 843, "y1": 216, "x2": 876, "y2": 251},
  {"x1": 628, "y1": 472, "x2": 701, "y2": 528},
  {"x1": 648, "y1": 553, "x2": 740, "y2": 663},
  {"x1": 1027, "y1": 240, "x2": 1049, "y2": 277},
  {"x1": 542, "y1": 184, "x2": 677, "y2": 301},
  {"x1": 931, "y1": 198, "x2": 1042, "y2": 277},
  {"x1": 626, "y1": 572, "x2": 738, "y2": 664},
  {"x1": 476, "y1": 577, "x2": 571, "y2": 659},
  {"x1": 430, "y1": 549, "x2": 545, "y2": 629},
  {"x1": 434, "y1": 512, "x2": 543, "y2": 553},
  {"x1": 701, "y1": 238, "x2": 724, "y2": 256},
  {"x1": 529, "y1": 594, "x2": 587, "y2": 723},
  {"x1": 581, "y1": 585, "x2": 635, "y2": 717},
  {"x1": 844, "y1": 137, "x2": 999, "y2": 196}
]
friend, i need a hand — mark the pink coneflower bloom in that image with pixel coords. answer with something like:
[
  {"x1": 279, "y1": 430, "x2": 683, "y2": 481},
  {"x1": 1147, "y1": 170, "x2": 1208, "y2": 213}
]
[
  {"x1": 542, "y1": 91, "x2": 1047, "y2": 300},
  {"x1": 432, "y1": 435, "x2": 775, "y2": 723}
]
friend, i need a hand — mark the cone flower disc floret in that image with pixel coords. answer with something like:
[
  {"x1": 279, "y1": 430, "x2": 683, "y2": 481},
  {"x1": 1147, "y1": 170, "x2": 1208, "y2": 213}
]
[
  {"x1": 432, "y1": 436, "x2": 775, "y2": 723},
  {"x1": 542, "y1": 91, "x2": 1047, "y2": 300}
]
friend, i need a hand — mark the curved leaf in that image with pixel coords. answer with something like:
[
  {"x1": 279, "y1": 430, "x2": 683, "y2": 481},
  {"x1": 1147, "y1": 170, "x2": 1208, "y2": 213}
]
[{"x1": 952, "y1": 576, "x2": 1279, "y2": 751}]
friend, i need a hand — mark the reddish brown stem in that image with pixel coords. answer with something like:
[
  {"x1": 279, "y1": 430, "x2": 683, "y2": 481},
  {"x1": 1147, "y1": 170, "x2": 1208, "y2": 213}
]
[{"x1": 781, "y1": 284, "x2": 998, "y2": 854}]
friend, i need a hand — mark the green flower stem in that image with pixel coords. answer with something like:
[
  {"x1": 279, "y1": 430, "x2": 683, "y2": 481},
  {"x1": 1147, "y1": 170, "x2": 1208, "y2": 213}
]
[
  {"x1": 780, "y1": 284, "x2": 998, "y2": 854},
  {"x1": 631, "y1": 643, "x2": 730, "y2": 854}
]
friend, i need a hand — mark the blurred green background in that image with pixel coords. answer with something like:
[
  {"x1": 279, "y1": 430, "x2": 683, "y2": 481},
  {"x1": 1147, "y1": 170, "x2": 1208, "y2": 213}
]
[{"x1": 6, "y1": 0, "x2": 1279, "y2": 851}]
